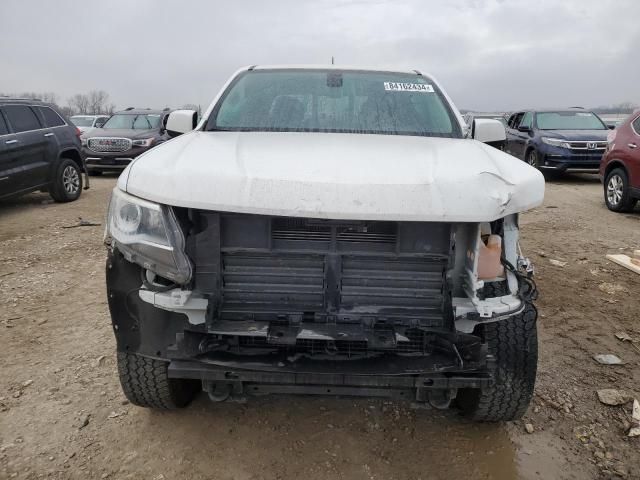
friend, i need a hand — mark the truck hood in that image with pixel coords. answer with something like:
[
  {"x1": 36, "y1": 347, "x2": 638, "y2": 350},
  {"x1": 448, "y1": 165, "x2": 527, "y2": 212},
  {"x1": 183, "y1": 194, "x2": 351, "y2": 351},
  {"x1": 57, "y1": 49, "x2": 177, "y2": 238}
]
[{"x1": 120, "y1": 131, "x2": 544, "y2": 222}]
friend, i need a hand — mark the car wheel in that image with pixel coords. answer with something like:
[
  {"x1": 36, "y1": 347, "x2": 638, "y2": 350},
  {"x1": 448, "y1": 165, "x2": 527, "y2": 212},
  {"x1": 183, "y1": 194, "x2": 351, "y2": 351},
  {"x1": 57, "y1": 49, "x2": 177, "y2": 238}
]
[
  {"x1": 456, "y1": 300, "x2": 538, "y2": 422},
  {"x1": 604, "y1": 168, "x2": 636, "y2": 212},
  {"x1": 50, "y1": 159, "x2": 82, "y2": 202},
  {"x1": 526, "y1": 149, "x2": 539, "y2": 169},
  {"x1": 117, "y1": 352, "x2": 199, "y2": 409}
]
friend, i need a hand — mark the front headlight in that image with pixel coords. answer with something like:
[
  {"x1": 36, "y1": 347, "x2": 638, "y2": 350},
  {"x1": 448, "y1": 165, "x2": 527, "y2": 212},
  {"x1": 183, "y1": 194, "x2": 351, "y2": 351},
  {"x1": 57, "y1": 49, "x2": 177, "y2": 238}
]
[
  {"x1": 105, "y1": 188, "x2": 192, "y2": 284},
  {"x1": 541, "y1": 137, "x2": 571, "y2": 148},
  {"x1": 132, "y1": 138, "x2": 155, "y2": 147}
]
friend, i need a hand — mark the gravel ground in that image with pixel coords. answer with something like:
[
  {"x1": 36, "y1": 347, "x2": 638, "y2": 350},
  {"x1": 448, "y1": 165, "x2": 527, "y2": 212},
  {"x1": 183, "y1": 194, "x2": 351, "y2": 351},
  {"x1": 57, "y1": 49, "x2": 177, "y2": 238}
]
[{"x1": 1, "y1": 174, "x2": 639, "y2": 479}]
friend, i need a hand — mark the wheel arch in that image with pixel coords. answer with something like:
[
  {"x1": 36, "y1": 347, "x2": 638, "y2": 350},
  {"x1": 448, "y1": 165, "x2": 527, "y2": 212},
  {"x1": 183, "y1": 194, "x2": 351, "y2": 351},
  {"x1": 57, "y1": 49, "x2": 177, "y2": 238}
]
[
  {"x1": 524, "y1": 143, "x2": 537, "y2": 158},
  {"x1": 604, "y1": 159, "x2": 628, "y2": 180},
  {"x1": 59, "y1": 148, "x2": 85, "y2": 173}
]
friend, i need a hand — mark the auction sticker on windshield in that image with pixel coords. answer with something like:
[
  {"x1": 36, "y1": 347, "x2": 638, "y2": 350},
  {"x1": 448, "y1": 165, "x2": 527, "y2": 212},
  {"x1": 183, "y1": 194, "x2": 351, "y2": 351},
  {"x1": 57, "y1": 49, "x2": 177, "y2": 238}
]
[{"x1": 383, "y1": 82, "x2": 434, "y2": 92}]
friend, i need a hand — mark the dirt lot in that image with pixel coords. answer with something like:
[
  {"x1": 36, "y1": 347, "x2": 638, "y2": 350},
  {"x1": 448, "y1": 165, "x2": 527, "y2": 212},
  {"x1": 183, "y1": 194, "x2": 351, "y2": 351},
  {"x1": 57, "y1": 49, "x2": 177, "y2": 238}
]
[{"x1": 1, "y1": 174, "x2": 640, "y2": 479}]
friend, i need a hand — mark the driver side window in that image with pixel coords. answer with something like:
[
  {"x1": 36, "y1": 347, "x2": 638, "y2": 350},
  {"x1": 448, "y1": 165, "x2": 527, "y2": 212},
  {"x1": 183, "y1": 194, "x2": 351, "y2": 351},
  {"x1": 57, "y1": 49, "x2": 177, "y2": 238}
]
[
  {"x1": 509, "y1": 112, "x2": 524, "y2": 129},
  {"x1": 520, "y1": 112, "x2": 533, "y2": 129}
]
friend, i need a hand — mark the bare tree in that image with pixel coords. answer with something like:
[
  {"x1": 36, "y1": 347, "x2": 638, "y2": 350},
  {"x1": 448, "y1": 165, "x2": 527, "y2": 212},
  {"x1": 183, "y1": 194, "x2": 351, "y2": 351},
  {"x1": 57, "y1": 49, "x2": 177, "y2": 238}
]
[
  {"x1": 59, "y1": 106, "x2": 74, "y2": 117},
  {"x1": 1, "y1": 90, "x2": 117, "y2": 116},
  {"x1": 88, "y1": 90, "x2": 110, "y2": 114},
  {"x1": 40, "y1": 92, "x2": 59, "y2": 105},
  {"x1": 19, "y1": 92, "x2": 41, "y2": 100},
  {"x1": 68, "y1": 94, "x2": 90, "y2": 114}
]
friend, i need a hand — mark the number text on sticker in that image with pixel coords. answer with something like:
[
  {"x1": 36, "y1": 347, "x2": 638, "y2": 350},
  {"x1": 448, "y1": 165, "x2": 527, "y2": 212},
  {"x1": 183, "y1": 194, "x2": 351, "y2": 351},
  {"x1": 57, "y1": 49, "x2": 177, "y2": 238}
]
[{"x1": 383, "y1": 82, "x2": 434, "y2": 93}]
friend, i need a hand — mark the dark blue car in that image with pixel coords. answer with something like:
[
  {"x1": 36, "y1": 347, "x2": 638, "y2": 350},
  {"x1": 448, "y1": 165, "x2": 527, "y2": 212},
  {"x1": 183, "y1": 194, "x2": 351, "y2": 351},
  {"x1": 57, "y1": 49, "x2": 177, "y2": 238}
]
[{"x1": 504, "y1": 109, "x2": 610, "y2": 172}]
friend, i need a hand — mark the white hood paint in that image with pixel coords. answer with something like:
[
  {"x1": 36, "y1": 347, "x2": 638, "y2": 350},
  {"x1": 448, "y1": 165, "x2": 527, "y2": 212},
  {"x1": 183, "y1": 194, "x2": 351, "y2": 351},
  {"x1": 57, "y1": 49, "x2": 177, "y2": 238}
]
[{"x1": 121, "y1": 131, "x2": 544, "y2": 222}]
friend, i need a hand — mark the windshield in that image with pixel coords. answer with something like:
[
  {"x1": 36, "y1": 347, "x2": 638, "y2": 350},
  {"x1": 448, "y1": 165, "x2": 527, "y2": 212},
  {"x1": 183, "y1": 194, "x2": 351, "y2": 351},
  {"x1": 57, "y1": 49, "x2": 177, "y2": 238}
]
[
  {"x1": 102, "y1": 113, "x2": 162, "y2": 130},
  {"x1": 70, "y1": 116, "x2": 94, "y2": 127},
  {"x1": 209, "y1": 70, "x2": 461, "y2": 138},
  {"x1": 536, "y1": 111, "x2": 606, "y2": 130}
]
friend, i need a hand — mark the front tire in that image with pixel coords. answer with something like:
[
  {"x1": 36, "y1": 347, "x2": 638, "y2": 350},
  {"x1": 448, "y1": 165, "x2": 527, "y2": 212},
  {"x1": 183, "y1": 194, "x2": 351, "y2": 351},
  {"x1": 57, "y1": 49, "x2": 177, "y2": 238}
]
[
  {"x1": 117, "y1": 352, "x2": 199, "y2": 409},
  {"x1": 50, "y1": 159, "x2": 82, "y2": 202},
  {"x1": 457, "y1": 302, "x2": 538, "y2": 421},
  {"x1": 526, "y1": 149, "x2": 539, "y2": 169},
  {"x1": 605, "y1": 168, "x2": 636, "y2": 212}
]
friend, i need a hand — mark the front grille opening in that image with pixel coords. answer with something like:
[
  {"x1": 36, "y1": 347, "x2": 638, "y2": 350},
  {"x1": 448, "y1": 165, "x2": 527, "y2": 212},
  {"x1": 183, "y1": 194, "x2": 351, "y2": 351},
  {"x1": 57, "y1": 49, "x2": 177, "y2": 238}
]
[
  {"x1": 272, "y1": 218, "x2": 331, "y2": 241},
  {"x1": 230, "y1": 328, "x2": 434, "y2": 357},
  {"x1": 271, "y1": 218, "x2": 398, "y2": 244},
  {"x1": 337, "y1": 222, "x2": 397, "y2": 244}
]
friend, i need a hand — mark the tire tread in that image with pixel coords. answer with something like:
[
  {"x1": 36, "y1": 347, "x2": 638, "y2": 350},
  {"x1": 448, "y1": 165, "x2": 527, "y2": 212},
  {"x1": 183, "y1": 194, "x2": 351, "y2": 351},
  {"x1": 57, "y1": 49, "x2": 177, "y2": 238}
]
[
  {"x1": 116, "y1": 352, "x2": 197, "y2": 409},
  {"x1": 458, "y1": 299, "x2": 538, "y2": 422}
]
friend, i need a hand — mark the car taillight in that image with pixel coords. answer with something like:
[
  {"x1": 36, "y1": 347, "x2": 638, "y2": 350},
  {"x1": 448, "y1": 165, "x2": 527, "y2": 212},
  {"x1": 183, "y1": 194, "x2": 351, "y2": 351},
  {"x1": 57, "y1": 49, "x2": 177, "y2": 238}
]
[{"x1": 75, "y1": 127, "x2": 82, "y2": 137}]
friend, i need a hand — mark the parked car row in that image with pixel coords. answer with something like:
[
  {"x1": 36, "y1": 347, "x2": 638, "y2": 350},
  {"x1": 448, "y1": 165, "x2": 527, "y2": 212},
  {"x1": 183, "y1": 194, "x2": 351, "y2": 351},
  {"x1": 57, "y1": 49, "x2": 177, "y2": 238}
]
[
  {"x1": 2, "y1": 92, "x2": 638, "y2": 218},
  {"x1": 0, "y1": 100, "x2": 190, "y2": 202}
]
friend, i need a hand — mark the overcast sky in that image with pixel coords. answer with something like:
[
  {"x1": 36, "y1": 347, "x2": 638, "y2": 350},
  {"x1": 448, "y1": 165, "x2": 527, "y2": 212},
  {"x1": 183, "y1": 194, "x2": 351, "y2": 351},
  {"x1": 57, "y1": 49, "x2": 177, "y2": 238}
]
[{"x1": 1, "y1": 0, "x2": 638, "y2": 112}]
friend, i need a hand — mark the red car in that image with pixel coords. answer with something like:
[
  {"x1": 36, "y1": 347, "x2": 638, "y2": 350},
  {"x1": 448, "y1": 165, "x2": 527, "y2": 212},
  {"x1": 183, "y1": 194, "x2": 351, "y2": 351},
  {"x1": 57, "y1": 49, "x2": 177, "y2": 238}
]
[{"x1": 600, "y1": 110, "x2": 640, "y2": 212}]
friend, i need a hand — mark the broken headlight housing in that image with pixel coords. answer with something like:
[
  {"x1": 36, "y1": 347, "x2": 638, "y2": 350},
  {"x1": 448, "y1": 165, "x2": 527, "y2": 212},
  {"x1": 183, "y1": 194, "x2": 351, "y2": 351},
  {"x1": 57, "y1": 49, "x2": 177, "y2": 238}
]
[{"x1": 105, "y1": 188, "x2": 192, "y2": 284}]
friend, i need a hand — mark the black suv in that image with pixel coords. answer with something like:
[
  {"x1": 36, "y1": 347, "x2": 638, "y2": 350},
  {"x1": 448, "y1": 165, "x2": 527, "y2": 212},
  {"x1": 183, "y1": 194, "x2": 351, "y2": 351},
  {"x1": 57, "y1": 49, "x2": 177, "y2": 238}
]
[
  {"x1": 82, "y1": 108, "x2": 171, "y2": 175},
  {"x1": 0, "y1": 98, "x2": 87, "y2": 202}
]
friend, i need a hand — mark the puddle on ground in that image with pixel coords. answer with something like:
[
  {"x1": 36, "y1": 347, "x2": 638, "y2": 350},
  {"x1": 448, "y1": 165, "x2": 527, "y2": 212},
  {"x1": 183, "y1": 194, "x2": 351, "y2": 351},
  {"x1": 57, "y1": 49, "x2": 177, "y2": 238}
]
[{"x1": 133, "y1": 396, "x2": 577, "y2": 480}]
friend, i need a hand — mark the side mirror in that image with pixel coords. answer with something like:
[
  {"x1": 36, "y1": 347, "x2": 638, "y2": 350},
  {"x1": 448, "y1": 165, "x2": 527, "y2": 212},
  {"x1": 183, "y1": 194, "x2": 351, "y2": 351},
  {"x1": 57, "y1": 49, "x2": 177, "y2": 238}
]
[
  {"x1": 607, "y1": 124, "x2": 616, "y2": 130},
  {"x1": 473, "y1": 119, "x2": 506, "y2": 144},
  {"x1": 94, "y1": 122, "x2": 105, "y2": 128},
  {"x1": 166, "y1": 110, "x2": 198, "y2": 138},
  {"x1": 517, "y1": 125, "x2": 532, "y2": 133}
]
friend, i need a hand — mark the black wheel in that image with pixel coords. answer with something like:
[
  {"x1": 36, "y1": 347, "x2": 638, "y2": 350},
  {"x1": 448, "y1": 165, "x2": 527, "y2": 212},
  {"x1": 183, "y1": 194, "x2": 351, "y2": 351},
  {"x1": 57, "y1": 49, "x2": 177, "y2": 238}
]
[
  {"x1": 526, "y1": 149, "x2": 539, "y2": 169},
  {"x1": 604, "y1": 168, "x2": 636, "y2": 212},
  {"x1": 117, "y1": 352, "x2": 199, "y2": 409},
  {"x1": 87, "y1": 169, "x2": 102, "y2": 176},
  {"x1": 50, "y1": 159, "x2": 82, "y2": 202},
  {"x1": 457, "y1": 302, "x2": 538, "y2": 421}
]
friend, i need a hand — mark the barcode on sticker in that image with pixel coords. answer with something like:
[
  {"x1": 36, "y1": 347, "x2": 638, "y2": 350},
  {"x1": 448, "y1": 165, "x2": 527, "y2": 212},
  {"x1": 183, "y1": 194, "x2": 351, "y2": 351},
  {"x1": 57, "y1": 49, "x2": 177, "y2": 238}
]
[{"x1": 383, "y1": 82, "x2": 434, "y2": 92}]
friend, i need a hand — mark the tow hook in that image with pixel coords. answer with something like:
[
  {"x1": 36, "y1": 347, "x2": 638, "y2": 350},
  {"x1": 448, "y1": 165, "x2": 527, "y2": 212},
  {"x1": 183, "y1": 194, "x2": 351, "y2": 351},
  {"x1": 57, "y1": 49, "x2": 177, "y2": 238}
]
[
  {"x1": 207, "y1": 382, "x2": 231, "y2": 402},
  {"x1": 204, "y1": 380, "x2": 246, "y2": 403},
  {"x1": 427, "y1": 389, "x2": 457, "y2": 410}
]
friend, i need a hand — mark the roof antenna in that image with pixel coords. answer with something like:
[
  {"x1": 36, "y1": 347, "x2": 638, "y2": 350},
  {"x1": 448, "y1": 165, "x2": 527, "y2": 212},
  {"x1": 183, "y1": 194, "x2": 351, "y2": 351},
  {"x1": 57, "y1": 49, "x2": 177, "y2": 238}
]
[{"x1": 331, "y1": 56, "x2": 335, "y2": 65}]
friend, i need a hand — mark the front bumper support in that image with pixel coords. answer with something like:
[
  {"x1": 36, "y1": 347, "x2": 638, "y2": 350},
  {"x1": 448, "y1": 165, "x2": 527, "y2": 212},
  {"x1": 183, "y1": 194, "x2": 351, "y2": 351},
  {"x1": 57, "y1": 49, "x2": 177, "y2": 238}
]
[{"x1": 168, "y1": 359, "x2": 493, "y2": 401}]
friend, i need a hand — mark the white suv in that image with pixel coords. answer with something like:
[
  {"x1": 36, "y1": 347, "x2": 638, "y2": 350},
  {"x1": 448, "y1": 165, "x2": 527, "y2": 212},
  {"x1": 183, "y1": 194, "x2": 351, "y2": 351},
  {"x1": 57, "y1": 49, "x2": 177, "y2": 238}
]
[
  {"x1": 105, "y1": 66, "x2": 544, "y2": 421},
  {"x1": 70, "y1": 114, "x2": 110, "y2": 132}
]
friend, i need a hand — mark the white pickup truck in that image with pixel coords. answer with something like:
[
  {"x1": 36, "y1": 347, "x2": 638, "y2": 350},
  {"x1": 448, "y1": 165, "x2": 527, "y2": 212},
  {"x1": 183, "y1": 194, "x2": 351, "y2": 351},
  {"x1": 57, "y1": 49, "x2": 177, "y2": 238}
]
[{"x1": 105, "y1": 65, "x2": 544, "y2": 421}]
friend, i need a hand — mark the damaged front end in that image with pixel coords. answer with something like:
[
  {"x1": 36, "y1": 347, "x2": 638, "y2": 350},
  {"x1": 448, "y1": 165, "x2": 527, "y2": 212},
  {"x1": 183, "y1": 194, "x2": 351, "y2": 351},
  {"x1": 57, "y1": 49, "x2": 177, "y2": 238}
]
[{"x1": 106, "y1": 191, "x2": 536, "y2": 407}]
